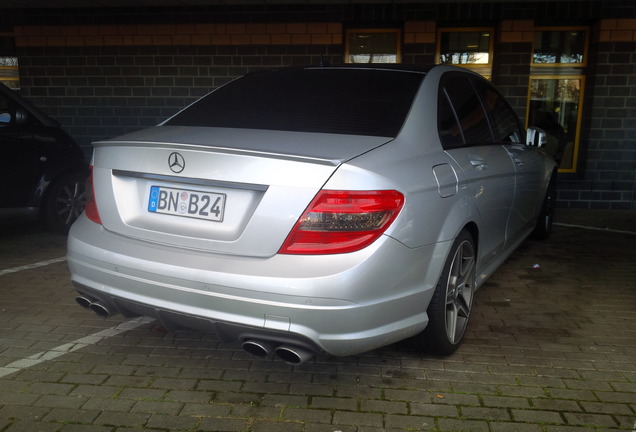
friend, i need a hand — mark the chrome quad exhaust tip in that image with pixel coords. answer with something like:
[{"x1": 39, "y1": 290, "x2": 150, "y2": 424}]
[{"x1": 274, "y1": 345, "x2": 315, "y2": 365}]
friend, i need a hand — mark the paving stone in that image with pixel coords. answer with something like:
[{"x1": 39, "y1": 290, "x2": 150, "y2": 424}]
[
  {"x1": 82, "y1": 396, "x2": 136, "y2": 412},
  {"x1": 361, "y1": 399, "x2": 408, "y2": 414},
  {"x1": 241, "y1": 381, "x2": 289, "y2": 394},
  {"x1": 33, "y1": 395, "x2": 89, "y2": 410},
  {"x1": 117, "y1": 387, "x2": 166, "y2": 400},
  {"x1": 410, "y1": 402, "x2": 459, "y2": 417},
  {"x1": 482, "y1": 395, "x2": 533, "y2": 409},
  {"x1": 3, "y1": 420, "x2": 60, "y2": 432},
  {"x1": 336, "y1": 385, "x2": 383, "y2": 399},
  {"x1": 41, "y1": 407, "x2": 101, "y2": 423},
  {"x1": 213, "y1": 391, "x2": 261, "y2": 405},
  {"x1": 146, "y1": 413, "x2": 199, "y2": 430},
  {"x1": 1, "y1": 211, "x2": 634, "y2": 432},
  {"x1": 282, "y1": 407, "x2": 332, "y2": 423},
  {"x1": 512, "y1": 408, "x2": 564, "y2": 424},
  {"x1": 95, "y1": 410, "x2": 152, "y2": 428},
  {"x1": 58, "y1": 425, "x2": 114, "y2": 432},
  {"x1": 429, "y1": 392, "x2": 481, "y2": 406},
  {"x1": 69, "y1": 384, "x2": 121, "y2": 398},
  {"x1": 461, "y1": 406, "x2": 511, "y2": 421},
  {"x1": 251, "y1": 420, "x2": 304, "y2": 432},
  {"x1": 150, "y1": 377, "x2": 198, "y2": 391},
  {"x1": 579, "y1": 401, "x2": 633, "y2": 415},
  {"x1": 196, "y1": 379, "x2": 243, "y2": 392},
  {"x1": 197, "y1": 417, "x2": 249, "y2": 431},
  {"x1": 130, "y1": 400, "x2": 183, "y2": 415},
  {"x1": 437, "y1": 418, "x2": 489, "y2": 432},
  {"x1": 490, "y1": 422, "x2": 543, "y2": 432},
  {"x1": 562, "y1": 412, "x2": 619, "y2": 427},
  {"x1": 531, "y1": 398, "x2": 581, "y2": 412},
  {"x1": 332, "y1": 411, "x2": 383, "y2": 427},
  {"x1": 384, "y1": 413, "x2": 435, "y2": 430},
  {"x1": 305, "y1": 424, "x2": 356, "y2": 432},
  {"x1": 261, "y1": 394, "x2": 308, "y2": 408},
  {"x1": 594, "y1": 391, "x2": 636, "y2": 404},
  {"x1": 310, "y1": 396, "x2": 357, "y2": 411}
]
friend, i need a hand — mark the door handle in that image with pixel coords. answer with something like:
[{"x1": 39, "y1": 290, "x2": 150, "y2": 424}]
[{"x1": 470, "y1": 158, "x2": 487, "y2": 170}]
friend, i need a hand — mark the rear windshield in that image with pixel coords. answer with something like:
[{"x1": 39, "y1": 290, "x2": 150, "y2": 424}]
[{"x1": 164, "y1": 68, "x2": 424, "y2": 137}]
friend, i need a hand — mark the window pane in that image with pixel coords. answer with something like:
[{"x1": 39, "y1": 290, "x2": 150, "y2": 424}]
[
  {"x1": 439, "y1": 31, "x2": 491, "y2": 65},
  {"x1": 0, "y1": 56, "x2": 20, "y2": 89},
  {"x1": 475, "y1": 81, "x2": 523, "y2": 144},
  {"x1": 533, "y1": 30, "x2": 586, "y2": 64},
  {"x1": 438, "y1": 90, "x2": 464, "y2": 149},
  {"x1": 528, "y1": 77, "x2": 583, "y2": 170},
  {"x1": 347, "y1": 30, "x2": 399, "y2": 64},
  {"x1": 443, "y1": 76, "x2": 492, "y2": 145},
  {"x1": 167, "y1": 68, "x2": 423, "y2": 137}
]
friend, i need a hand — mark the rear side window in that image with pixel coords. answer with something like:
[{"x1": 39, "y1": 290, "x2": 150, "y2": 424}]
[
  {"x1": 165, "y1": 68, "x2": 424, "y2": 137},
  {"x1": 439, "y1": 75, "x2": 493, "y2": 147},
  {"x1": 474, "y1": 80, "x2": 523, "y2": 144}
]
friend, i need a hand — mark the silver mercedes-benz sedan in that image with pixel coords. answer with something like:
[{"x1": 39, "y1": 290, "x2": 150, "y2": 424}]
[{"x1": 68, "y1": 65, "x2": 557, "y2": 364}]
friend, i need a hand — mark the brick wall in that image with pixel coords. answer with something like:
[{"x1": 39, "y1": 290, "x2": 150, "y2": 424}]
[
  {"x1": 491, "y1": 20, "x2": 534, "y2": 123},
  {"x1": 5, "y1": 5, "x2": 636, "y2": 209},
  {"x1": 14, "y1": 23, "x2": 344, "y2": 148},
  {"x1": 557, "y1": 20, "x2": 636, "y2": 210}
]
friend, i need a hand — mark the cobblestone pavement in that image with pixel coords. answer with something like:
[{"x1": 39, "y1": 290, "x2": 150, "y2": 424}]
[{"x1": 0, "y1": 211, "x2": 635, "y2": 432}]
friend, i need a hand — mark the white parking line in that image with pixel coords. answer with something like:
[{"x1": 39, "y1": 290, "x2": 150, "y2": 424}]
[
  {"x1": 0, "y1": 317, "x2": 155, "y2": 378},
  {"x1": 554, "y1": 222, "x2": 636, "y2": 235},
  {"x1": 0, "y1": 256, "x2": 156, "y2": 379},
  {"x1": 0, "y1": 256, "x2": 67, "y2": 277}
]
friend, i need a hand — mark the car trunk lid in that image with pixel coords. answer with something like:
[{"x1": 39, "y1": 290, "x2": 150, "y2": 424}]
[{"x1": 91, "y1": 126, "x2": 392, "y2": 257}]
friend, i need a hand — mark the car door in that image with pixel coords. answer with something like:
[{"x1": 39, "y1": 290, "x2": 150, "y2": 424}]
[
  {"x1": 0, "y1": 91, "x2": 38, "y2": 209},
  {"x1": 474, "y1": 80, "x2": 546, "y2": 243},
  {"x1": 438, "y1": 73, "x2": 516, "y2": 269}
]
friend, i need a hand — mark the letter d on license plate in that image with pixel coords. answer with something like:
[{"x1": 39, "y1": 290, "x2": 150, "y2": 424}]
[{"x1": 148, "y1": 186, "x2": 225, "y2": 222}]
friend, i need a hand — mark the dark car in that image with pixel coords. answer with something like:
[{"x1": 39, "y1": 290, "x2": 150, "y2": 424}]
[{"x1": 0, "y1": 83, "x2": 88, "y2": 233}]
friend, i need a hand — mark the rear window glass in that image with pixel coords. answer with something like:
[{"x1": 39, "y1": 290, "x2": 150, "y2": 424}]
[{"x1": 164, "y1": 68, "x2": 424, "y2": 137}]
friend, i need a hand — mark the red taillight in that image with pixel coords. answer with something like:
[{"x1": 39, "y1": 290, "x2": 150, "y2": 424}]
[
  {"x1": 278, "y1": 190, "x2": 404, "y2": 255},
  {"x1": 84, "y1": 166, "x2": 102, "y2": 225}
]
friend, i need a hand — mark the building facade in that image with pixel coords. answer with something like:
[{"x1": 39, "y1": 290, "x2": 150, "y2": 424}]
[{"x1": 1, "y1": 1, "x2": 635, "y2": 209}]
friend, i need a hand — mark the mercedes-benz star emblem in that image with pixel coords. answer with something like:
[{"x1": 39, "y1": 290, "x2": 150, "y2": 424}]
[{"x1": 168, "y1": 152, "x2": 185, "y2": 173}]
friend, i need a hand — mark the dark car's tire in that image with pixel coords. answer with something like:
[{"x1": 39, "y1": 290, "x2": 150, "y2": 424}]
[
  {"x1": 416, "y1": 229, "x2": 476, "y2": 356},
  {"x1": 530, "y1": 173, "x2": 557, "y2": 241},
  {"x1": 43, "y1": 172, "x2": 88, "y2": 234}
]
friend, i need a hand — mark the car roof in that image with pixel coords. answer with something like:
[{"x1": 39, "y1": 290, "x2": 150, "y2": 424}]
[{"x1": 282, "y1": 63, "x2": 432, "y2": 74}]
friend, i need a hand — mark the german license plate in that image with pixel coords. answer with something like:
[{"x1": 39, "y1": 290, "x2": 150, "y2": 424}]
[{"x1": 148, "y1": 186, "x2": 225, "y2": 222}]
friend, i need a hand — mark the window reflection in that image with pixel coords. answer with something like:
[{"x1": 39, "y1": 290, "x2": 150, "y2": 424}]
[
  {"x1": 527, "y1": 77, "x2": 584, "y2": 171},
  {"x1": 346, "y1": 30, "x2": 400, "y2": 64},
  {"x1": 0, "y1": 56, "x2": 19, "y2": 89},
  {"x1": 533, "y1": 30, "x2": 586, "y2": 65},
  {"x1": 439, "y1": 31, "x2": 491, "y2": 65}
]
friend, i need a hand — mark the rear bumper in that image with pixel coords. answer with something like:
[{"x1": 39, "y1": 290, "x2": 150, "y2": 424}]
[{"x1": 67, "y1": 214, "x2": 450, "y2": 356}]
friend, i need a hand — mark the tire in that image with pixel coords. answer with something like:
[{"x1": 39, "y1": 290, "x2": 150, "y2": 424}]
[
  {"x1": 43, "y1": 172, "x2": 89, "y2": 234},
  {"x1": 531, "y1": 173, "x2": 556, "y2": 241},
  {"x1": 417, "y1": 229, "x2": 476, "y2": 356}
]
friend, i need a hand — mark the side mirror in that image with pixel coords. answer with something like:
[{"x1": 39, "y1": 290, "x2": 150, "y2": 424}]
[
  {"x1": 15, "y1": 108, "x2": 29, "y2": 125},
  {"x1": 526, "y1": 126, "x2": 547, "y2": 148}
]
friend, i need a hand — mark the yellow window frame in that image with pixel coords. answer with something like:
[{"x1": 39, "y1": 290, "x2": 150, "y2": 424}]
[
  {"x1": 532, "y1": 26, "x2": 589, "y2": 67},
  {"x1": 526, "y1": 74, "x2": 586, "y2": 173},
  {"x1": 436, "y1": 27, "x2": 493, "y2": 78}
]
